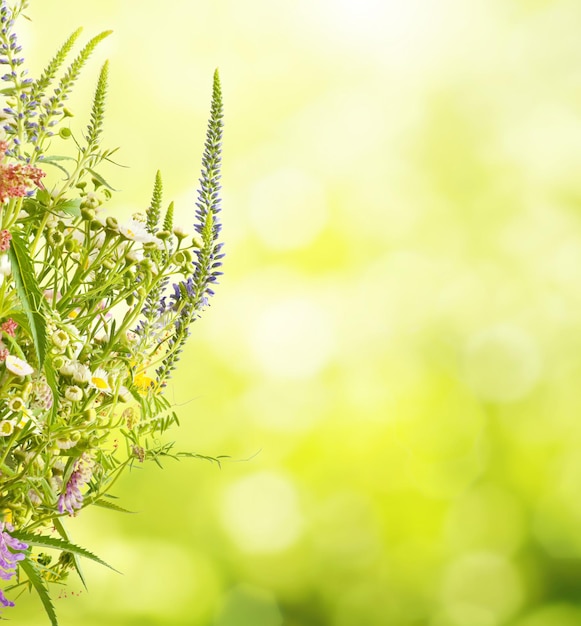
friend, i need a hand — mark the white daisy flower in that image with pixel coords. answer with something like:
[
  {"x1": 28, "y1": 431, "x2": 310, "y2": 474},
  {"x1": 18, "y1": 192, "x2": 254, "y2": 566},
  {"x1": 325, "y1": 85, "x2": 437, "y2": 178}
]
[
  {"x1": 72, "y1": 362, "x2": 91, "y2": 385},
  {"x1": 173, "y1": 226, "x2": 188, "y2": 240},
  {"x1": 5, "y1": 355, "x2": 34, "y2": 377},
  {"x1": 8, "y1": 396, "x2": 25, "y2": 412},
  {"x1": 90, "y1": 367, "x2": 112, "y2": 394},
  {"x1": 0, "y1": 419, "x2": 14, "y2": 436},
  {"x1": 118, "y1": 219, "x2": 156, "y2": 244}
]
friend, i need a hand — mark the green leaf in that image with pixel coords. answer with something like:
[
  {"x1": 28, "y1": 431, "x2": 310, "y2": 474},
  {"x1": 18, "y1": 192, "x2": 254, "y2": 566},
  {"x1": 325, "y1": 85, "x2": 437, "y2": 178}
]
[
  {"x1": 19, "y1": 557, "x2": 59, "y2": 626},
  {"x1": 43, "y1": 359, "x2": 60, "y2": 422},
  {"x1": 41, "y1": 155, "x2": 77, "y2": 162},
  {"x1": 52, "y1": 518, "x2": 87, "y2": 590},
  {"x1": 8, "y1": 229, "x2": 47, "y2": 368},
  {"x1": 92, "y1": 499, "x2": 136, "y2": 514},
  {"x1": 35, "y1": 188, "x2": 52, "y2": 205},
  {"x1": 177, "y1": 452, "x2": 230, "y2": 468},
  {"x1": 87, "y1": 167, "x2": 117, "y2": 191},
  {"x1": 12, "y1": 531, "x2": 120, "y2": 574},
  {"x1": 54, "y1": 198, "x2": 82, "y2": 216}
]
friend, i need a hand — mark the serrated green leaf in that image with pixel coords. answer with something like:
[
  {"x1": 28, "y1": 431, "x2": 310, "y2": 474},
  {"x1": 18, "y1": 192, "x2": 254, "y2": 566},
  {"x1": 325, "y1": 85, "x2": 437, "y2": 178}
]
[
  {"x1": 8, "y1": 230, "x2": 47, "y2": 368},
  {"x1": 52, "y1": 518, "x2": 87, "y2": 590},
  {"x1": 12, "y1": 532, "x2": 120, "y2": 574},
  {"x1": 35, "y1": 188, "x2": 51, "y2": 205},
  {"x1": 54, "y1": 198, "x2": 82, "y2": 216},
  {"x1": 19, "y1": 558, "x2": 59, "y2": 626},
  {"x1": 92, "y1": 499, "x2": 136, "y2": 514},
  {"x1": 43, "y1": 359, "x2": 59, "y2": 422}
]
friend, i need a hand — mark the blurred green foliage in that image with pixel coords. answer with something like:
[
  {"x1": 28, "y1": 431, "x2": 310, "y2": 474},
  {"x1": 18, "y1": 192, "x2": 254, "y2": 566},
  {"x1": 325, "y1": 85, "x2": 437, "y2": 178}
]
[{"x1": 10, "y1": 0, "x2": 581, "y2": 624}]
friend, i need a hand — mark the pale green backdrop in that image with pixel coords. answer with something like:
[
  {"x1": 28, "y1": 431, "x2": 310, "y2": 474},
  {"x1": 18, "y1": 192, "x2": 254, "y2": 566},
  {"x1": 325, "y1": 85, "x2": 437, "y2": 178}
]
[{"x1": 10, "y1": 0, "x2": 581, "y2": 625}]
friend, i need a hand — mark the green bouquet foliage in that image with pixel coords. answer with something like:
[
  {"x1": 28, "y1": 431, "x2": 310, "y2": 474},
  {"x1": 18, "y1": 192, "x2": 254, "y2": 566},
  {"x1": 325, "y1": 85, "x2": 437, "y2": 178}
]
[{"x1": 0, "y1": 1, "x2": 224, "y2": 622}]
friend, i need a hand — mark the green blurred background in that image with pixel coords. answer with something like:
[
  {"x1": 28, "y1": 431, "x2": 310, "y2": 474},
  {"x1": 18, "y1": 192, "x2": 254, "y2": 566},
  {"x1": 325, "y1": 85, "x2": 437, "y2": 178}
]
[{"x1": 10, "y1": 0, "x2": 581, "y2": 624}]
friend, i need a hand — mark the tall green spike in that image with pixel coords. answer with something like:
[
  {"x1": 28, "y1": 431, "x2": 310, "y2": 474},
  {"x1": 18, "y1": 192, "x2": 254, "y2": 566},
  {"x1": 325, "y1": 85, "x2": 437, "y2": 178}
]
[
  {"x1": 86, "y1": 60, "x2": 109, "y2": 150},
  {"x1": 58, "y1": 30, "x2": 112, "y2": 99},
  {"x1": 146, "y1": 170, "x2": 163, "y2": 234},
  {"x1": 34, "y1": 30, "x2": 112, "y2": 151},
  {"x1": 29, "y1": 27, "x2": 83, "y2": 106},
  {"x1": 162, "y1": 200, "x2": 174, "y2": 233}
]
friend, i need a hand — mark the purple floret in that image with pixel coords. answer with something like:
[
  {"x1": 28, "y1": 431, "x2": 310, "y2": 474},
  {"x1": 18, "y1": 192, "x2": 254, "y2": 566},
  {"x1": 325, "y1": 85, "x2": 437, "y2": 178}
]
[{"x1": 0, "y1": 522, "x2": 28, "y2": 608}]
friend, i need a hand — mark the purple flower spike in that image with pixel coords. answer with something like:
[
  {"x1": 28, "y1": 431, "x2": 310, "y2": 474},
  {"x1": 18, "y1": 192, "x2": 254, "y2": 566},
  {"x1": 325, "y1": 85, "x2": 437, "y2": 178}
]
[
  {"x1": 58, "y1": 453, "x2": 94, "y2": 516},
  {"x1": 0, "y1": 522, "x2": 28, "y2": 609}
]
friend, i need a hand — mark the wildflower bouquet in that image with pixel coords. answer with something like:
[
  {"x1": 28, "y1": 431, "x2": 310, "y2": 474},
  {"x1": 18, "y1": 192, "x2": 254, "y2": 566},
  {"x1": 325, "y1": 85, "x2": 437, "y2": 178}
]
[{"x1": 0, "y1": 1, "x2": 224, "y2": 622}]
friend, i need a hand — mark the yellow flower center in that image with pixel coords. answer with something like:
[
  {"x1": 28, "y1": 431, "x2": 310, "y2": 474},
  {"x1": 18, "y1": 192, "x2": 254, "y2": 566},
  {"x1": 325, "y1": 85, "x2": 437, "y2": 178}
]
[{"x1": 92, "y1": 376, "x2": 110, "y2": 390}]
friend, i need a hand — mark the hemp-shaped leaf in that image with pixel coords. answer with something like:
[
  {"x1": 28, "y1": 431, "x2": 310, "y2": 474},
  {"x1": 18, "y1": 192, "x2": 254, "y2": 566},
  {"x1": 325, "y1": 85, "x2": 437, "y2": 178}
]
[
  {"x1": 12, "y1": 532, "x2": 119, "y2": 573},
  {"x1": 19, "y1": 558, "x2": 58, "y2": 626},
  {"x1": 8, "y1": 229, "x2": 47, "y2": 368},
  {"x1": 52, "y1": 518, "x2": 87, "y2": 590}
]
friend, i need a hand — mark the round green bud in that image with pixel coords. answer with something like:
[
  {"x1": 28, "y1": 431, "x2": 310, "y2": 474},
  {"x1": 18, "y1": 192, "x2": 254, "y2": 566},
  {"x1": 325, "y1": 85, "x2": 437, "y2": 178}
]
[
  {"x1": 174, "y1": 249, "x2": 193, "y2": 265},
  {"x1": 64, "y1": 238, "x2": 76, "y2": 252},
  {"x1": 81, "y1": 207, "x2": 95, "y2": 221},
  {"x1": 105, "y1": 216, "x2": 118, "y2": 230},
  {"x1": 52, "y1": 355, "x2": 66, "y2": 370},
  {"x1": 59, "y1": 127, "x2": 72, "y2": 139}
]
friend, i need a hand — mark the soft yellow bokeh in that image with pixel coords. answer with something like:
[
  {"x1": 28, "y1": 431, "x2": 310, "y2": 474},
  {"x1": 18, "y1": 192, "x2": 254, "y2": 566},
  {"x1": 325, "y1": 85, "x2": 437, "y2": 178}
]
[{"x1": 11, "y1": 0, "x2": 581, "y2": 624}]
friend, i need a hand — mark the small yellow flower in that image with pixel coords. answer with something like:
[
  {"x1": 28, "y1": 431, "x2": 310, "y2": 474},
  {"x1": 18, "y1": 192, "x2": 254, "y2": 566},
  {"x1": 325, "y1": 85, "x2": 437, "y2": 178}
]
[{"x1": 134, "y1": 372, "x2": 155, "y2": 396}]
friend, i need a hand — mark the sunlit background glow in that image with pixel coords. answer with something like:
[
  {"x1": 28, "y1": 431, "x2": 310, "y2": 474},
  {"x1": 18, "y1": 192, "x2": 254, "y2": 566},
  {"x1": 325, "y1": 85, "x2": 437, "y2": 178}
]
[{"x1": 11, "y1": 0, "x2": 581, "y2": 624}]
